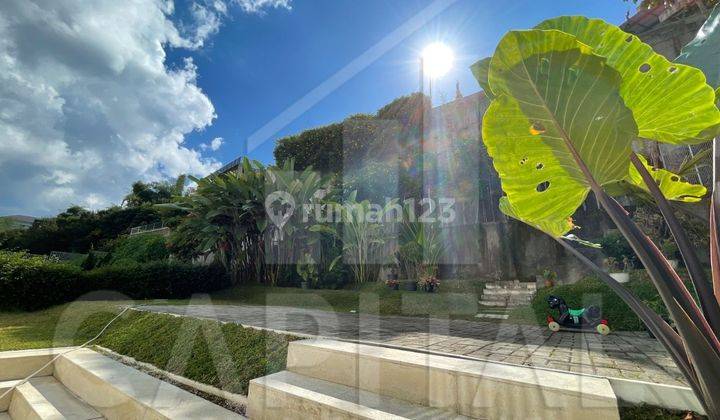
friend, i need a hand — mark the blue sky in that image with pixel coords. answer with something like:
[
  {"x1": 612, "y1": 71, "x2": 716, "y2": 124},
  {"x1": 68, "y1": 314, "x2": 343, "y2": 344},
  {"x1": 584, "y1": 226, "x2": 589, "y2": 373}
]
[
  {"x1": 175, "y1": 0, "x2": 631, "y2": 167},
  {"x1": 0, "y1": 0, "x2": 633, "y2": 216}
]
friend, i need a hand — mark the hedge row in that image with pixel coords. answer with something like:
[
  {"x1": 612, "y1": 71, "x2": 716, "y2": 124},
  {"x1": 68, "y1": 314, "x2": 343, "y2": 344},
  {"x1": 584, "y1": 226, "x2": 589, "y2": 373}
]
[
  {"x1": 0, "y1": 252, "x2": 230, "y2": 311},
  {"x1": 530, "y1": 272, "x2": 678, "y2": 331}
]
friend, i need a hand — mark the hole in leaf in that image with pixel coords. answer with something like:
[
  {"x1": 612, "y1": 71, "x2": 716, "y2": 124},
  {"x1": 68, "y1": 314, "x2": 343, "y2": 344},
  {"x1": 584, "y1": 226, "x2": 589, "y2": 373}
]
[
  {"x1": 530, "y1": 122, "x2": 546, "y2": 135},
  {"x1": 536, "y1": 181, "x2": 550, "y2": 193},
  {"x1": 539, "y1": 58, "x2": 550, "y2": 75},
  {"x1": 639, "y1": 63, "x2": 651, "y2": 73},
  {"x1": 536, "y1": 163, "x2": 544, "y2": 170},
  {"x1": 625, "y1": 35, "x2": 633, "y2": 42},
  {"x1": 519, "y1": 157, "x2": 528, "y2": 165},
  {"x1": 668, "y1": 66, "x2": 677, "y2": 73},
  {"x1": 671, "y1": 175, "x2": 680, "y2": 182}
]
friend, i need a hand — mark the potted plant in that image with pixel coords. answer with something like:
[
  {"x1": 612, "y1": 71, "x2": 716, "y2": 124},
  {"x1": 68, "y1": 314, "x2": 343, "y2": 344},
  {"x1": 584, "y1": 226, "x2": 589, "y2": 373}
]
[
  {"x1": 542, "y1": 269, "x2": 557, "y2": 288},
  {"x1": 384, "y1": 266, "x2": 400, "y2": 290},
  {"x1": 297, "y1": 252, "x2": 317, "y2": 289},
  {"x1": 418, "y1": 275, "x2": 440, "y2": 293},
  {"x1": 603, "y1": 257, "x2": 629, "y2": 283}
]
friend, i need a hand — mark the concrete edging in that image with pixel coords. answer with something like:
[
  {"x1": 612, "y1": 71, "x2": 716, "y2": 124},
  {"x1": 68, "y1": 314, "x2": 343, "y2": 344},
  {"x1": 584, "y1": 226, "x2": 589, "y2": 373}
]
[
  {"x1": 133, "y1": 306, "x2": 705, "y2": 415},
  {"x1": 93, "y1": 345, "x2": 248, "y2": 408}
]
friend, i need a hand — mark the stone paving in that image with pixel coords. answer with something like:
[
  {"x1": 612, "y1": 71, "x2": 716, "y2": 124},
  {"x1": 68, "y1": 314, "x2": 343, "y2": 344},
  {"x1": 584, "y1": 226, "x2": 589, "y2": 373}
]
[{"x1": 139, "y1": 304, "x2": 686, "y2": 387}]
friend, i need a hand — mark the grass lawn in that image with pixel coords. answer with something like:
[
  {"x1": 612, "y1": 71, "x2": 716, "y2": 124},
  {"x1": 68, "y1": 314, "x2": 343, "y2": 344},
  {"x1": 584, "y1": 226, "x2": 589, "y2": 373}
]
[
  {"x1": 176, "y1": 279, "x2": 537, "y2": 323},
  {"x1": 0, "y1": 301, "x2": 296, "y2": 395}
]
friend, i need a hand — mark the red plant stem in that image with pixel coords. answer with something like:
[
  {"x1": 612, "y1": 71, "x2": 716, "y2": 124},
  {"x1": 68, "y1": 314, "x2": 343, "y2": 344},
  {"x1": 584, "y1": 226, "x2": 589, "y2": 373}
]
[
  {"x1": 559, "y1": 129, "x2": 720, "y2": 353},
  {"x1": 630, "y1": 152, "x2": 720, "y2": 335}
]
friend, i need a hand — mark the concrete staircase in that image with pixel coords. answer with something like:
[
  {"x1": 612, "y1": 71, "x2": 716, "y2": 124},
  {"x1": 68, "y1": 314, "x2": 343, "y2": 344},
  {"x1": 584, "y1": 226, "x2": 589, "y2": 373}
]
[
  {"x1": 0, "y1": 348, "x2": 243, "y2": 419},
  {"x1": 248, "y1": 339, "x2": 620, "y2": 419},
  {"x1": 479, "y1": 280, "x2": 537, "y2": 308}
]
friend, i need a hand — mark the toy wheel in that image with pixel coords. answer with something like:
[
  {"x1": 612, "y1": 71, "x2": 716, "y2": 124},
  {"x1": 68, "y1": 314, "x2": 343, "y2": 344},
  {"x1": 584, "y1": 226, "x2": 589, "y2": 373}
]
[
  {"x1": 548, "y1": 321, "x2": 560, "y2": 332},
  {"x1": 596, "y1": 324, "x2": 611, "y2": 335}
]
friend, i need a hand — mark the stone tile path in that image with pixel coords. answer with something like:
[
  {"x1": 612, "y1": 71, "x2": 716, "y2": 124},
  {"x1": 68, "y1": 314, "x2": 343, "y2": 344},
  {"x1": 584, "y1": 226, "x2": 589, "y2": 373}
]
[{"x1": 139, "y1": 304, "x2": 686, "y2": 387}]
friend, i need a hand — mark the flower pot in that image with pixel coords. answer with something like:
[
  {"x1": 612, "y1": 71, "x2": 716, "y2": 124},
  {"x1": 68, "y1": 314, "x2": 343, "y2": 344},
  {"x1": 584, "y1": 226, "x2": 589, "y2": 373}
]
[
  {"x1": 425, "y1": 284, "x2": 435, "y2": 293},
  {"x1": 609, "y1": 272, "x2": 629, "y2": 283},
  {"x1": 404, "y1": 281, "x2": 417, "y2": 291}
]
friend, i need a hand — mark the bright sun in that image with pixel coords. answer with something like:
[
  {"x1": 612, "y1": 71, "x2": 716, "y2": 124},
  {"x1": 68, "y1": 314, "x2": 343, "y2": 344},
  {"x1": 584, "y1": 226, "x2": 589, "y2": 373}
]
[{"x1": 422, "y1": 42, "x2": 454, "y2": 79}]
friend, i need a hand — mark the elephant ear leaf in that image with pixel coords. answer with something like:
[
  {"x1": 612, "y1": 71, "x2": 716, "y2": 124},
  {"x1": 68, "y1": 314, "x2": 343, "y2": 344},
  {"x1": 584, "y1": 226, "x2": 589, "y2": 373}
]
[
  {"x1": 676, "y1": 4, "x2": 720, "y2": 89},
  {"x1": 607, "y1": 156, "x2": 708, "y2": 202},
  {"x1": 470, "y1": 57, "x2": 495, "y2": 99},
  {"x1": 536, "y1": 16, "x2": 720, "y2": 144},
  {"x1": 482, "y1": 29, "x2": 637, "y2": 237},
  {"x1": 499, "y1": 197, "x2": 576, "y2": 237}
]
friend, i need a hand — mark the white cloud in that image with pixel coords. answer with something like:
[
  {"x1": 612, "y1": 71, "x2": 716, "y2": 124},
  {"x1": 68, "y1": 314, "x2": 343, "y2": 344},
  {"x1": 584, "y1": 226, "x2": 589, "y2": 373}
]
[
  {"x1": 0, "y1": 0, "x2": 225, "y2": 216},
  {"x1": 200, "y1": 137, "x2": 224, "y2": 151},
  {"x1": 234, "y1": 0, "x2": 292, "y2": 14}
]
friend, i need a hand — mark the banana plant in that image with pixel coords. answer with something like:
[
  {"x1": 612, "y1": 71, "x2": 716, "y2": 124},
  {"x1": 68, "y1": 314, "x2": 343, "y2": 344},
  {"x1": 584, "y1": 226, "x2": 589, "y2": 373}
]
[{"x1": 472, "y1": 16, "x2": 720, "y2": 417}]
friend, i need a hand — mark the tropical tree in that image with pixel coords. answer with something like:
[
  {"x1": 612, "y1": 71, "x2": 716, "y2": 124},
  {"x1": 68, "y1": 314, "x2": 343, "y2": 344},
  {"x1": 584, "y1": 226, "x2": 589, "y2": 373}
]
[
  {"x1": 123, "y1": 175, "x2": 187, "y2": 207},
  {"x1": 472, "y1": 15, "x2": 720, "y2": 416},
  {"x1": 164, "y1": 159, "x2": 266, "y2": 284}
]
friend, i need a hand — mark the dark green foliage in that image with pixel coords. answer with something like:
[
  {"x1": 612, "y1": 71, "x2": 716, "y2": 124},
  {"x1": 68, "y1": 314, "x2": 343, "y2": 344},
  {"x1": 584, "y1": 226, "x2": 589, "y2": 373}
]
[
  {"x1": 105, "y1": 234, "x2": 170, "y2": 266},
  {"x1": 0, "y1": 205, "x2": 162, "y2": 254},
  {"x1": 80, "y1": 252, "x2": 99, "y2": 271},
  {"x1": 82, "y1": 261, "x2": 230, "y2": 300},
  {"x1": 273, "y1": 94, "x2": 430, "y2": 175},
  {"x1": 619, "y1": 404, "x2": 705, "y2": 420},
  {"x1": 0, "y1": 251, "x2": 230, "y2": 311},
  {"x1": 85, "y1": 311, "x2": 297, "y2": 395},
  {"x1": 599, "y1": 230, "x2": 637, "y2": 263},
  {"x1": 531, "y1": 274, "x2": 679, "y2": 331},
  {"x1": 274, "y1": 122, "x2": 345, "y2": 172},
  {"x1": 0, "y1": 252, "x2": 83, "y2": 311},
  {"x1": 123, "y1": 175, "x2": 186, "y2": 207}
]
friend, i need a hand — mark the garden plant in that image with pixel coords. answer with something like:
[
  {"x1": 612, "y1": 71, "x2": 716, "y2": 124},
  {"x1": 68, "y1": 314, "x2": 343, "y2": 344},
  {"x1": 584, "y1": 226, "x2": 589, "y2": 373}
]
[{"x1": 472, "y1": 13, "x2": 720, "y2": 417}]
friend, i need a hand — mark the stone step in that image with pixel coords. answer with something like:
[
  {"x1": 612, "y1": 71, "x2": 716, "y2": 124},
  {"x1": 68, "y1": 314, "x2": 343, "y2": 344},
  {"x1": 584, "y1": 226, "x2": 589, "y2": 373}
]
[
  {"x1": 9, "y1": 377, "x2": 102, "y2": 420},
  {"x1": 480, "y1": 295, "x2": 534, "y2": 302},
  {"x1": 0, "y1": 380, "x2": 21, "y2": 412},
  {"x1": 249, "y1": 370, "x2": 468, "y2": 420},
  {"x1": 485, "y1": 280, "x2": 537, "y2": 290},
  {"x1": 0, "y1": 348, "x2": 70, "y2": 381},
  {"x1": 482, "y1": 288, "x2": 536, "y2": 296},
  {"x1": 271, "y1": 339, "x2": 620, "y2": 419},
  {"x1": 53, "y1": 349, "x2": 243, "y2": 419},
  {"x1": 479, "y1": 297, "x2": 533, "y2": 305}
]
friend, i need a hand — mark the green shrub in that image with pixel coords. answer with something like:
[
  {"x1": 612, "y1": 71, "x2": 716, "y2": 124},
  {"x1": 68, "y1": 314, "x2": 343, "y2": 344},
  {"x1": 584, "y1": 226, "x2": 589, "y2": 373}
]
[
  {"x1": 0, "y1": 251, "x2": 230, "y2": 311},
  {"x1": 83, "y1": 261, "x2": 230, "y2": 299},
  {"x1": 531, "y1": 272, "x2": 671, "y2": 331},
  {"x1": 0, "y1": 251, "x2": 83, "y2": 311},
  {"x1": 105, "y1": 234, "x2": 170, "y2": 266},
  {"x1": 598, "y1": 231, "x2": 638, "y2": 265}
]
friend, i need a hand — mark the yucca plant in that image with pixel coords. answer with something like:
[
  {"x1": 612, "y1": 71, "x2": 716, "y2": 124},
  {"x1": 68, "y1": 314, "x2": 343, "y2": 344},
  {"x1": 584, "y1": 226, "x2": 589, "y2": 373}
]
[{"x1": 472, "y1": 15, "x2": 720, "y2": 417}]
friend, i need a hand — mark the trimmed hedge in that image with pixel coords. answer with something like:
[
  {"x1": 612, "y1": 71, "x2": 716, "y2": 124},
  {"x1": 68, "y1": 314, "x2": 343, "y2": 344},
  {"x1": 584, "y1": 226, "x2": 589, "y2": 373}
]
[
  {"x1": 530, "y1": 272, "x2": 677, "y2": 331},
  {"x1": 0, "y1": 251, "x2": 230, "y2": 311}
]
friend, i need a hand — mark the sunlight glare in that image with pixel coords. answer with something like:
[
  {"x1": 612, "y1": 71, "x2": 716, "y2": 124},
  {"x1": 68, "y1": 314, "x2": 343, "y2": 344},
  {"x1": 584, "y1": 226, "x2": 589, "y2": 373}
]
[{"x1": 422, "y1": 42, "x2": 454, "y2": 79}]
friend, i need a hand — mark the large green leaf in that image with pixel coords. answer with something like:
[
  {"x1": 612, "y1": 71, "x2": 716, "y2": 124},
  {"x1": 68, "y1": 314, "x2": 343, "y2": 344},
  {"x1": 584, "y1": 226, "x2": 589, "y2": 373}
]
[
  {"x1": 499, "y1": 197, "x2": 575, "y2": 237},
  {"x1": 607, "y1": 156, "x2": 708, "y2": 202},
  {"x1": 537, "y1": 16, "x2": 720, "y2": 144},
  {"x1": 483, "y1": 29, "x2": 637, "y2": 236},
  {"x1": 470, "y1": 57, "x2": 494, "y2": 99},
  {"x1": 676, "y1": 5, "x2": 720, "y2": 89}
]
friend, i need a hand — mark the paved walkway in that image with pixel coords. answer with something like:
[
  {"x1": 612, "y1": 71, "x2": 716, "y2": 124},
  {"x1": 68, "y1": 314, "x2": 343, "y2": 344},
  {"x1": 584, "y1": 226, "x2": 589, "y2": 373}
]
[{"x1": 139, "y1": 304, "x2": 686, "y2": 387}]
